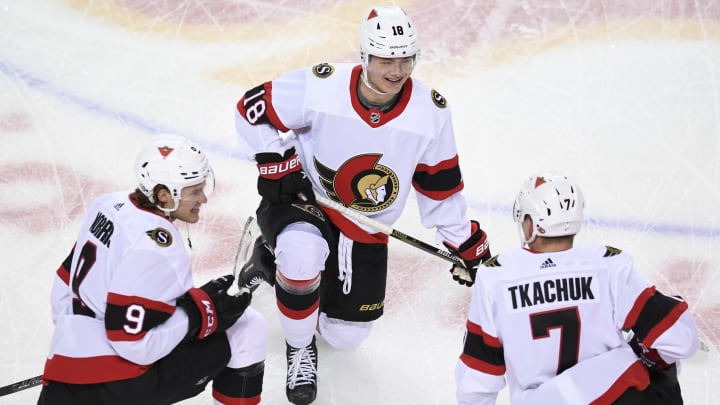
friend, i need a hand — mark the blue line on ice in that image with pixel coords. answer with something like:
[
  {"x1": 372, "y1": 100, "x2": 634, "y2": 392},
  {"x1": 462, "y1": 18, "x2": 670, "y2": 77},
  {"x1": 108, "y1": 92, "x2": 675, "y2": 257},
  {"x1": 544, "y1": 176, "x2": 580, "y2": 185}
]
[{"x1": 3, "y1": 60, "x2": 718, "y2": 239}]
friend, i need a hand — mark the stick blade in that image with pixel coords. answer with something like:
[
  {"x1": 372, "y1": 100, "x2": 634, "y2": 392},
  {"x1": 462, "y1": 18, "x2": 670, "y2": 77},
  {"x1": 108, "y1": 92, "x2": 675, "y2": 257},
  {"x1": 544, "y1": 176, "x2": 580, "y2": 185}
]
[{"x1": 228, "y1": 216, "x2": 261, "y2": 295}]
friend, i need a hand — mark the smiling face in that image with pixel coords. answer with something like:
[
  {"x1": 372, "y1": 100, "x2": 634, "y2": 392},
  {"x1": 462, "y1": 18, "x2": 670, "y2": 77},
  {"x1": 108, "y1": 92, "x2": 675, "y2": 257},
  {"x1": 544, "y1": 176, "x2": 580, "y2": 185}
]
[
  {"x1": 360, "y1": 55, "x2": 415, "y2": 103},
  {"x1": 157, "y1": 181, "x2": 208, "y2": 223}
]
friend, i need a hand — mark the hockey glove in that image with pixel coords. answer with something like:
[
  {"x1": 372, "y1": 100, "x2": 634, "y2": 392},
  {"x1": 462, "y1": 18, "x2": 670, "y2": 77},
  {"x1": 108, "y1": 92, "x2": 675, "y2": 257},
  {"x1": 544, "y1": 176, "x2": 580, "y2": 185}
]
[
  {"x1": 256, "y1": 147, "x2": 315, "y2": 204},
  {"x1": 628, "y1": 334, "x2": 672, "y2": 373},
  {"x1": 177, "y1": 275, "x2": 251, "y2": 341},
  {"x1": 443, "y1": 220, "x2": 491, "y2": 287},
  {"x1": 237, "y1": 237, "x2": 277, "y2": 292}
]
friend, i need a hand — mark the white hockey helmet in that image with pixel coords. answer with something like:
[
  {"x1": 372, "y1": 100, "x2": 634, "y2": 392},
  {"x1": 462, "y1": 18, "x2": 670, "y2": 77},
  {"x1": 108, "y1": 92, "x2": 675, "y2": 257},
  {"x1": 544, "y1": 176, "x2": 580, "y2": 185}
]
[
  {"x1": 512, "y1": 173, "x2": 584, "y2": 245},
  {"x1": 359, "y1": 5, "x2": 420, "y2": 71},
  {"x1": 135, "y1": 134, "x2": 215, "y2": 214}
]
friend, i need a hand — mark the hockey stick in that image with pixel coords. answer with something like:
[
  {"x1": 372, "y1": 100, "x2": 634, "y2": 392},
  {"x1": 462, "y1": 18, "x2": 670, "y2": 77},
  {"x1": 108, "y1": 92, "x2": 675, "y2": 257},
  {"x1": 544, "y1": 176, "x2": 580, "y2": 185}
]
[
  {"x1": 315, "y1": 195, "x2": 473, "y2": 282},
  {"x1": 315, "y1": 196, "x2": 718, "y2": 352},
  {"x1": 232, "y1": 215, "x2": 260, "y2": 295},
  {"x1": 0, "y1": 375, "x2": 42, "y2": 397},
  {"x1": 0, "y1": 217, "x2": 260, "y2": 397}
]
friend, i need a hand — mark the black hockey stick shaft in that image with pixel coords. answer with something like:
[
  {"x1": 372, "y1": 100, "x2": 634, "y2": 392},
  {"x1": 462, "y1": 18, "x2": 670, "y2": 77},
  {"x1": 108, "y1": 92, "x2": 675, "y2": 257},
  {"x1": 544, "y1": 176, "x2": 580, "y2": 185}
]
[
  {"x1": 316, "y1": 196, "x2": 465, "y2": 267},
  {"x1": 0, "y1": 374, "x2": 42, "y2": 396},
  {"x1": 387, "y1": 228, "x2": 464, "y2": 266}
]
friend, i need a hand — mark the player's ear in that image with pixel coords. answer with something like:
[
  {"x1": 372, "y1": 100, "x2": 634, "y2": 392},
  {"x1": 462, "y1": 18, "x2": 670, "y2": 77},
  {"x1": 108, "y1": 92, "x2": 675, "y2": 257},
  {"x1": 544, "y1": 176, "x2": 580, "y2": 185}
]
[
  {"x1": 156, "y1": 187, "x2": 172, "y2": 207},
  {"x1": 522, "y1": 216, "x2": 533, "y2": 240}
]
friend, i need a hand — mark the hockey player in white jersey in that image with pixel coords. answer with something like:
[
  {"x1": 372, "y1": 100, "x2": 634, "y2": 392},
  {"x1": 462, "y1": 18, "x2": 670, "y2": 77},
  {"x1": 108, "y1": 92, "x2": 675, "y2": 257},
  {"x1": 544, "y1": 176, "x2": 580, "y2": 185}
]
[
  {"x1": 38, "y1": 135, "x2": 267, "y2": 405},
  {"x1": 234, "y1": 5, "x2": 492, "y2": 404},
  {"x1": 455, "y1": 173, "x2": 699, "y2": 404}
]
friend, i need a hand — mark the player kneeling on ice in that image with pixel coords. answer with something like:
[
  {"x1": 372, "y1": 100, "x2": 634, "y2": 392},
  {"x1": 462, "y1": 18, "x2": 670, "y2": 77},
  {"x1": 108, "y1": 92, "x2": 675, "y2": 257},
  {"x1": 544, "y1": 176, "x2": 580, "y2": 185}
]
[
  {"x1": 234, "y1": 5, "x2": 492, "y2": 405},
  {"x1": 38, "y1": 134, "x2": 267, "y2": 405},
  {"x1": 455, "y1": 173, "x2": 699, "y2": 405}
]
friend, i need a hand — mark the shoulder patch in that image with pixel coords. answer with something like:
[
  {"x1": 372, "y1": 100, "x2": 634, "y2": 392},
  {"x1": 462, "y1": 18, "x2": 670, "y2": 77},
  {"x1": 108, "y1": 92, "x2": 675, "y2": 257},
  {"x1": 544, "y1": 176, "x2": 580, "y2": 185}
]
[
  {"x1": 483, "y1": 255, "x2": 501, "y2": 267},
  {"x1": 146, "y1": 227, "x2": 173, "y2": 247},
  {"x1": 603, "y1": 245, "x2": 622, "y2": 257},
  {"x1": 430, "y1": 89, "x2": 447, "y2": 109},
  {"x1": 312, "y1": 63, "x2": 335, "y2": 78}
]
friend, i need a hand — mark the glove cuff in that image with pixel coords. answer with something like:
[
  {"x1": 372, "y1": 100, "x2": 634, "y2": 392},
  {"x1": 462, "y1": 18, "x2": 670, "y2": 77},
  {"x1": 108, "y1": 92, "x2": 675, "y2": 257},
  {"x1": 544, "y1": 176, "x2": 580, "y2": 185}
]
[
  {"x1": 256, "y1": 156, "x2": 302, "y2": 181},
  {"x1": 448, "y1": 220, "x2": 491, "y2": 262},
  {"x1": 184, "y1": 287, "x2": 218, "y2": 340}
]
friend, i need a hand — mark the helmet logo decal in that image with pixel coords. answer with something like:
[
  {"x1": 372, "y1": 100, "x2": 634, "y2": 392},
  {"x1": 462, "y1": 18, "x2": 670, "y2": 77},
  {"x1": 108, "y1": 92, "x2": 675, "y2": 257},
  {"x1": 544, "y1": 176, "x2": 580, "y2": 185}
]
[
  {"x1": 146, "y1": 227, "x2": 173, "y2": 247},
  {"x1": 157, "y1": 145, "x2": 174, "y2": 158},
  {"x1": 312, "y1": 63, "x2": 335, "y2": 79},
  {"x1": 534, "y1": 176, "x2": 546, "y2": 188},
  {"x1": 314, "y1": 154, "x2": 399, "y2": 213}
]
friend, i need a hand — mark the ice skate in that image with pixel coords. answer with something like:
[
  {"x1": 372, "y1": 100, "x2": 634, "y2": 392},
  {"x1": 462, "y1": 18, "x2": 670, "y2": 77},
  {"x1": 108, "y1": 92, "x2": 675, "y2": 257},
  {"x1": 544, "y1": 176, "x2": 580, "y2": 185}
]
[{"x1": 285, "y1": 336, "x2": 318, "y2": 405}]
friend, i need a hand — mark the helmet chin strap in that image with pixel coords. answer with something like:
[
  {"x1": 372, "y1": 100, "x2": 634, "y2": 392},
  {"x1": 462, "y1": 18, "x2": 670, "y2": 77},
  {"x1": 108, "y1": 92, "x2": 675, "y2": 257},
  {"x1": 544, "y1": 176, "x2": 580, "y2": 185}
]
[
  {"x1": 156, "y1": 198, "x2": 180, "y2": 219},
  {"x1": 157, "y1": 198, "x2": 194, "y2": 249},
  {"x1": 361, "y1": 68, "x2": 389, "y2": 96}
]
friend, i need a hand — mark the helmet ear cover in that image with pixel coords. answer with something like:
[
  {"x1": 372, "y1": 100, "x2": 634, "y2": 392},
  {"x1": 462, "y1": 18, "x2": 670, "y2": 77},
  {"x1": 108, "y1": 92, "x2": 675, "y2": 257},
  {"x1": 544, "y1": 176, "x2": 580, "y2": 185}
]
[
  {"x1": 135, "y1": 134, "x2": 214, "y2": 214},
  {"x1": 512, "y1": 173, "x2": 584, "y2": 245},
  {"x1": 359, "y1": 5, "x2": 420, "y2": 71}
]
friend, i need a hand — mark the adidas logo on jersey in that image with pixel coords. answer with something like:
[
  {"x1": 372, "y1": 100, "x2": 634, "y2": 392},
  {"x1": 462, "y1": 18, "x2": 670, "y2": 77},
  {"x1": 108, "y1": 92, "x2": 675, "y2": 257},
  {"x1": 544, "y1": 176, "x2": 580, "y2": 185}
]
[
  {"x1": 113, "y1": 202, "x2": 125, "y2": 211},
  {"x1": 540, "y1": 258, "x2": 556, "y2": 269}
]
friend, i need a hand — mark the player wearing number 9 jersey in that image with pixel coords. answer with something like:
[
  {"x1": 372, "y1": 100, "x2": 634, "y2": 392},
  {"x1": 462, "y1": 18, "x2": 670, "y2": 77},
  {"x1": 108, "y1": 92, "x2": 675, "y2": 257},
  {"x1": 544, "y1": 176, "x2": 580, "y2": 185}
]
[
  {"x1": 455, "y1": 173, "x2": 699, "y2": 405},
  {"x1": 38, "y1": 135, "x2": 267, "y2": 405}
]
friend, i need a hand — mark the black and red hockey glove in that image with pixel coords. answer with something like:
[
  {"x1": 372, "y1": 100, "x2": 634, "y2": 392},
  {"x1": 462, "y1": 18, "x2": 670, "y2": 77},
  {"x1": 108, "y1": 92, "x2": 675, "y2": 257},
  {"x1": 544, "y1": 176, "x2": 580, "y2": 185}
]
[
  {"x1": 628, "y1": 334, "x2": 672, "y2": 373},
  {"x1": 255, "y1": 147, "x2": 315, "y2": 204},
  {"x1": 443, "y1": 220, "x2": 491, "y2": 287},
  {"x1": 177, "y1": 275, "x2": 251, "y2": 341}
]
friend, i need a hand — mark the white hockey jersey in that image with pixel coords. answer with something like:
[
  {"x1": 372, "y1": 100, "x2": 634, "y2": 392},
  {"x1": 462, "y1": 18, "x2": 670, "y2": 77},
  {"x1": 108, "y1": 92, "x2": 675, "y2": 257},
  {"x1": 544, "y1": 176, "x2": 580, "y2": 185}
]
[
  {"x1": 43, "y1": 191, "x2": 192, "y2": 384},
  {"x1": 455, "y1": 244, "x2": 699, "y2": 404},
  {"x1": 235, "y1": 63, "x2": 472, "y2": 246}
]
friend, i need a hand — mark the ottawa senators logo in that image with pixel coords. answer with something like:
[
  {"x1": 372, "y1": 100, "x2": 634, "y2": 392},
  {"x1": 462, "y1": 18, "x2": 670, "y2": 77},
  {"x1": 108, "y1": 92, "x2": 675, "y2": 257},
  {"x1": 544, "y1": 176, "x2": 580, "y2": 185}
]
[
  {"x1": 431, "y1": 89, "x2": 447, "y2": 108},
  {"x1": 312, "y1": 63, "x2": 335, "y2": 78},
  {"x1": 314, "y1": 154, "x2": 399, "y2": 213},
  {"x1": 146, "y1": 227, "x2": 173, "y2": 247}
]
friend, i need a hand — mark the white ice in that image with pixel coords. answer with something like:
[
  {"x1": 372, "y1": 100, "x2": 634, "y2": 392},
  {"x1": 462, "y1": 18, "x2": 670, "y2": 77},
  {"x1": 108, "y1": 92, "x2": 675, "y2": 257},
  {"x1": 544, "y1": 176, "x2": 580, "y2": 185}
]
[{"x1": 0, "y1": 1, "x2": 718, "y2": 404}]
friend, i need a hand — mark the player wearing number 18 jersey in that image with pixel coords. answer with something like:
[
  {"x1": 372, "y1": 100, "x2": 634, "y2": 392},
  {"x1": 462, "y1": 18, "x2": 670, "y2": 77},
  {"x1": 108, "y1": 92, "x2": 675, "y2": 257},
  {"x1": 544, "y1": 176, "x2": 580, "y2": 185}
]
[
  {"x1": 455, "y1": 173, "x2": 699, "y2": 404},
  {"x1": 234, "y1": 5, "x2": 493, "y2": 404},
  {"x1": 38, "y1": 135, "x2": 267, "y2": 405}
]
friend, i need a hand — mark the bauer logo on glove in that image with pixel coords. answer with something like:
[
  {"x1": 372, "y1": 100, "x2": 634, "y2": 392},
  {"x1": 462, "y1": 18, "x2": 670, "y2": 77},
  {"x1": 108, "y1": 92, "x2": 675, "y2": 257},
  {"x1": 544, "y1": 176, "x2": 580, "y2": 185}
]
[{"x1": 443, "y1": 220, "x2": 492, "y2": 287}]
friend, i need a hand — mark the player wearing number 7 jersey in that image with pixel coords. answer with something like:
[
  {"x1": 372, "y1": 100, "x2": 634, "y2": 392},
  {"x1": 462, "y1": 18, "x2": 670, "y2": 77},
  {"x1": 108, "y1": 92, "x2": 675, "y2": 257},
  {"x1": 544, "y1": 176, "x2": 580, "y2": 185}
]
[
  {"x1": 455, "y1": 173, "x2": 699, "y2": 405},
  {"x1": 38, "y1": 135, "x2": 267, "y2": 405}
]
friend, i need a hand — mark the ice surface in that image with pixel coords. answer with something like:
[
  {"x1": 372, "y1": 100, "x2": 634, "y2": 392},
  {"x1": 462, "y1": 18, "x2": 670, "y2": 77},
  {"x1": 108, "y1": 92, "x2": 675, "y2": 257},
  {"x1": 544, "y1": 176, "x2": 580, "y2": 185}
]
[{"x1": 1, "y1": 1, "x2": 718, "y2": 404}]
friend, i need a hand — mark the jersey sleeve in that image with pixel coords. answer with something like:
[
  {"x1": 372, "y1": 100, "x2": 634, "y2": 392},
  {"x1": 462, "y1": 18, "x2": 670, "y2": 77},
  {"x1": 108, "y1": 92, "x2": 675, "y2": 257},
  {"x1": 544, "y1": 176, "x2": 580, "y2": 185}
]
[
  {"x1": 411, "y1": 107, "x2": 471, "y2": 246},
  {"x1": 234, "y1": 68, "x2": 310, "y2": 158},
  {"x1": 50, "y1": 245, "x2": 75, "y2": 323},
  {"x1": 104, "y1": 245, "x2": 191, "y2": 365},
  {"x1": 611, "y1": 250, "x2": 699, "y2": 364},
  {"x1": 455, "y1": 273, "x2": 506, "y2": 404}
]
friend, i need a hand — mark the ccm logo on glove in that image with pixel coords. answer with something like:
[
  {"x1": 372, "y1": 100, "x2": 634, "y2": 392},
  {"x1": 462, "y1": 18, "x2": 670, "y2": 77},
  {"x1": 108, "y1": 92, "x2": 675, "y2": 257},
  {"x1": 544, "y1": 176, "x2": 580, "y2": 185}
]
[{"x1": 187, "y1": 289, "x2": 218, "y2": 339}]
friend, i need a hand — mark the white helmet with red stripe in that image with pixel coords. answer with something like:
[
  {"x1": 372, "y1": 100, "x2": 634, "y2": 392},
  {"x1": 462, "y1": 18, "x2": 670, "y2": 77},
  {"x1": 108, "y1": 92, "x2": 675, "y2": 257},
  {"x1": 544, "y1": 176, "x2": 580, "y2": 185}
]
[
  {"x1": 135, "y1": 134, "x2": 215, "y2": 214},
  {"x1": 512, "y1": 173, "x2": 585, "y2": 245},
  {"x1": 359, "y1": 5, "x2": 420, "y2": 71}
]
